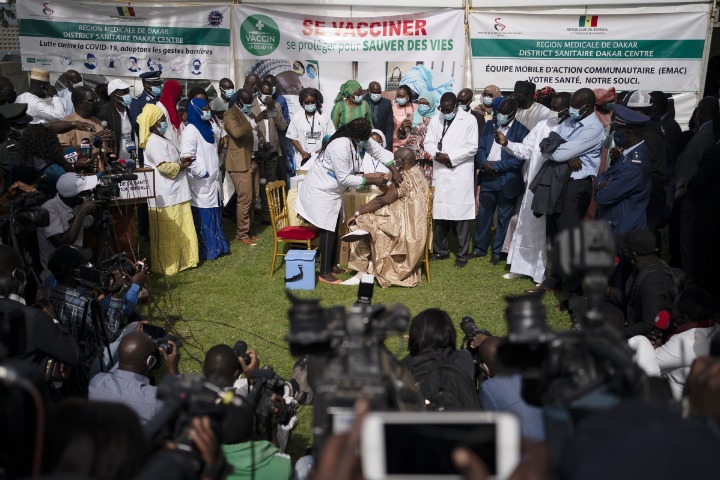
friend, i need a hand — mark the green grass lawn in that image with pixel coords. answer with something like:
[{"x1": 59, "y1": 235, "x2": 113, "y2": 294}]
[{"x1": 145, "y1": 218, "x2": 571, "y2": 459}]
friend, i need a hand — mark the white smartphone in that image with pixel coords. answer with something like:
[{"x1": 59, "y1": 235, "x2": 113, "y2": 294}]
[{"x1": 361, "y1": 411, "x2": 520, "y2": 480}]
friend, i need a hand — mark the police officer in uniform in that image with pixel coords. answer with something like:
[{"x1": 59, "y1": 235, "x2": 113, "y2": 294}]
[
  {"x1": 129, "y1": 71, "x2": 163, "y2": 241},
  {"x1": 594, "y1": 105, "x2": 652, "y2": 236}
]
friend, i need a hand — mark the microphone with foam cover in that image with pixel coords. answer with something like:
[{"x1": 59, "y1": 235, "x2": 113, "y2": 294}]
[{"x1": 651, "y1": 310, "x2": 671, "y2": 339}]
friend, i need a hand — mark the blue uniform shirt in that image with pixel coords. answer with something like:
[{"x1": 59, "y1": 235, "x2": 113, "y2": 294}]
[
  {"x1": 595, "y1": 141, "x2": 652, "y2": 235},
  {"x1": 544, "y1": 113, "x2": 605, "y2": 180}
]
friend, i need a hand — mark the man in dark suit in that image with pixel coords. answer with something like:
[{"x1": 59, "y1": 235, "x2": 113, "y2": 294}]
[
  {"x1": 471, "y1": 98, "x2": 530, "y2": 264},
  {"x1": 364, "y1": 81, "x2": 393, "y2": 151},
  {"x1": 97, "y1": 79, "x2": 136, "y2": 159}
]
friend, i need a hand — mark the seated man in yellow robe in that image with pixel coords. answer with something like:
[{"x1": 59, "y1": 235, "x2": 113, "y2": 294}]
[{"x1": 345, "y1": 147, "x2": 430, "y2": 287}]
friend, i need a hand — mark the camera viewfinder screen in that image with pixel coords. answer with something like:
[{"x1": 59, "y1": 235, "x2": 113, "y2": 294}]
[{"x1": 384, "y1": 423, "x2": 496, "y2": 475}]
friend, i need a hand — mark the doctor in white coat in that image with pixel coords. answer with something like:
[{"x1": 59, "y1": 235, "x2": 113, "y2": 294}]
[
  {"x1": 496, "y1": 92, "x2": 571, "y2": 283},
  {"x1": 424, "y1": 92, "x2": 479, "y2": 268},
  {"x1": 295, "y1": 118, "x2": 397, "y2": 284}
]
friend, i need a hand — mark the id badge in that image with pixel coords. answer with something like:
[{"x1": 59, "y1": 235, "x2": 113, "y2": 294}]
[{"x1": 307, "y1": 137, "x2": 317, "y2": 145}]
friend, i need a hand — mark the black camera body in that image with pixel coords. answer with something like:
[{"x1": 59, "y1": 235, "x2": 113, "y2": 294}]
[
  {"x1": 0, "y1": 191, "x2": 49, "y2": 238},
  {"x1": 247, "y1": 366, "x2": 295, "y2": 439},
  {"x1": 286, "y1": 278, "x2": 421, "y2": 450}
]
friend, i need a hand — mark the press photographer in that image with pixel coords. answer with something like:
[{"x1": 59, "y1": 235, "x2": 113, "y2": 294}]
[
  {"x1": 36, "y1": 172, "x2": 97, "y2": 277},
  {"x1": 89, "y1": 330, "x2": 179, "y2": 424}
]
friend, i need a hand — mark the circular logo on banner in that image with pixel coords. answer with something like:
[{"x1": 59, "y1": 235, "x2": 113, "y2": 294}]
[{"x1": 240, "y1": 14, "x2": 280, "y2": 56}]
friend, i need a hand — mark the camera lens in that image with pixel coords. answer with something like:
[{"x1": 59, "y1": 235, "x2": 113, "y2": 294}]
[{"x1": 505, "y1": 293, "x2": 549, "y2": 338}]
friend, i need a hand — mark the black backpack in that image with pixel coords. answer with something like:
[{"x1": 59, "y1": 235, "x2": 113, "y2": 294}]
[{"x1": 409, "y1": 352, "x2": 482, "y2": 411}]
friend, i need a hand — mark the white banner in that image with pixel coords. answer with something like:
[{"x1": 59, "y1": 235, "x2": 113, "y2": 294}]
[
  {"x1": 18, "y1": 1, "x2": 231, "y2": 80},
  {"x1": 233, "y1": 5, "x2": 465, "y2": 103},
  {"x1": 470, "y1": 11, "x2": 707, "y2": 93}
]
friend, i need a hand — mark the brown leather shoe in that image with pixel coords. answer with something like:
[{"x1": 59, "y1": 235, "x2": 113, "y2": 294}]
[
  {"x1": 236, "y1": 237, "x2": 257, "y2": 246},
  {"x1": 250, "y1": 235, "x2": 260, "y2": 242}
]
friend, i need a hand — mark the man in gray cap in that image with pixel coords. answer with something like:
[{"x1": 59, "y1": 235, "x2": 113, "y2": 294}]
[{"x1": 594, "y1": 104, "x2": 652, "y2": 236}]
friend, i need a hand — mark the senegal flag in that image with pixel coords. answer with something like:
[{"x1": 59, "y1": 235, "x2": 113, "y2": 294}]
[
  {"x1": 579, "y1": 15, "x2": 598, "y2": 27},
  {"x1": 117, "y1": 6, "x2": 136, "y2": 17}
]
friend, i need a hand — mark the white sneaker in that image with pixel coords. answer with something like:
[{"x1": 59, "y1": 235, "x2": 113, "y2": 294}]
[
  {"x1": 503, "y1": 272, "x2": 523, "y2": 280},
  {"x1": 341, "y1": 229, "x2": 370, "y2": 242},
  {"x1": 341, "y1": 271, "x2": 365, "y2": 286}
]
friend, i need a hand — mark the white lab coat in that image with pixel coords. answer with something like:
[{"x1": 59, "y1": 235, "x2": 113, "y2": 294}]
[
  {"x1": 181, "y1": 124, "x2": 221, "y2": 209},
  {"x1": 143, "y1": 133, "x2": 192, "y2": 208},
  {"x1": 503, "y1": 117, "x2": 558, "y2": 283},
  {"x1": 424, "y1": 108, "x2": 478, "y2": 220},
  {"x1": 286, "y1": 110, "x2": 335, "y2": 167},
  {"x1": 295, "y1": 138, "x2": 392, "y2": 231}
]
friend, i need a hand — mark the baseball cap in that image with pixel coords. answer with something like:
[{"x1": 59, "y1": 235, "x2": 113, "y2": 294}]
[
  {"x1": 617, "y1": 229, "x2": 657, "y2": 255},
  {"x1": 625, "y1": 90, "x2": 653, "y2": 108},
  {"x1": 56, "y1": 172, "x2": 98, "y2": 197},
  {"x1": 107, "y1": 79, "x2": 132, "y2": 96}
]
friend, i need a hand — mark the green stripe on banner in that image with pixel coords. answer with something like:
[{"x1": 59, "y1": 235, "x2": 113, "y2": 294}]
[
  {"x1": 471, "y1": 38, "x2": 704, "y2": 59},
  {"x1": 19, "y1": 19, "x2": 230, "y2": 46}
]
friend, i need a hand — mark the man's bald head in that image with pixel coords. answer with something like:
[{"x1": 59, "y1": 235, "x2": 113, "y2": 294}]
[
  {"x1": 478, "y1": 336, "x2": 503, "y2": 378},
  {"x1": 244, "y1": 74, "x2": 261, "y2": 93},
  {"x1": 394, "y1": 147, "x2": 416, "y2": 170},
  {"x1": 203, "y1": 344, "x2": 240, "y2": 388},
  {"x1": 457, "y1": 88, "x2": 474, "y2": 105},
  {"x1": 571, "y1": 88, "x2": 597, "y2": 109},
  {"x1": 66, "y1": 70, "x2": 82, "y2": 86},
  {"x1": 118, "y1": 332, "x2": 156, "y2": 373},
  {"x1": 237, "y1": 88, "x2": 253, "y2": 106},
  {"x1": 368, "y1": 81, "x2": 381, "y2": 94},
  {"x1": 696, "y1": 96, "x2": 719, "y2": 126}
]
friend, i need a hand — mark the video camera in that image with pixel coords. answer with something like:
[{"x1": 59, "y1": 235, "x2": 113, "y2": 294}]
[
  {"x1": 93, "y1": 173, "x2": 138, "y2": 204},
  {"x1": 0, "y1": 191, "x2": 48, "y2": 236},
  {"x1": 286, "y1": 276, "x2": 422, "y2": 450},
  {"x1": 247, "y1": 366, "x2": 296, "y2": 439}
]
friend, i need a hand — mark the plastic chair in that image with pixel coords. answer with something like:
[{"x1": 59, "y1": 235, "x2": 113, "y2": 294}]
[{"x1": 265, "y1": 180, "x2": 318, "y2": 275}]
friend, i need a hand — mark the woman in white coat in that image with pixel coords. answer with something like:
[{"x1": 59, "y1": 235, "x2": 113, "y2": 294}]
[
  {"x1": 295, "y1": 118, "x2": 398, "y2": 284},
  {"x1": 181, "y1": 98, "x2": 230, "y2": 261}
]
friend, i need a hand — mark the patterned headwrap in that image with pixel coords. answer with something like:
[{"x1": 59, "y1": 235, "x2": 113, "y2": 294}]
[{"x1": 334, "y1": 80, "x2": 362, "y2": 104}]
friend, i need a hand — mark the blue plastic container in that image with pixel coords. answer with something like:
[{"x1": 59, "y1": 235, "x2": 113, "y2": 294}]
[{"x1": 285, "y1": 250, "x2": 317, "y2": 290}]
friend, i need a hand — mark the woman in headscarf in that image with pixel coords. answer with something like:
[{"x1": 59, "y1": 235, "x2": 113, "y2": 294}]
[
  {"x1": 398, "y1": 92, "x2": 436, "y2": 183},
  {"x1": 137, "y1": 103, "x2": 198, "y2": 275},
  {"x1": 473, "y1": 85, "x2": 501, "y2": 122},
  {"x1": 295, "y1": 118, "x2": 398, "y2": 284},
  {"x1": 391, "y1": 84, "x2": 416, "y2": 151},
  {"x1": 330, "y1": 80, "x2": 373, "y2": 129},
  {"x1": 181, "y1": 98, "x2": 229, "y2": 261},
  {"x1": 157, "y1": 79, "x2": 183, "y2": 148},
  {"x1": 535, "y1": 86, "x2": 556, "y2": 109}
]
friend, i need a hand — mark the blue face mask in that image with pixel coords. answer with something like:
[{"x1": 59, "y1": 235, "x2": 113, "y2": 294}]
[
  {"x1": 150, "y1": 85, "x2": 163, "y2": 97},
  {"x1": 396, "y1": 97, "x2": 408, "y2": 106},
  {"x1": 482, "y1": 96, "x2": 493, "y2": 106},
  {"x1": 222, "y1": 88, "x2": 235, "y2": 99},
  {"x1": 441, "y1": 110, "x2": 456, "y2": 121},
  {"x1": 201, "y1": 111, "x2": 212, "y2": 122},
  {"x1": 605, "y1": 102, "x2": 616, "y2": 110},
  {"x1": 120, "y1": 94, "x2": 132, "y2": 107},
  {"x1": 370, "y1": 93, "x2": 382, "y2": 103},
  {"x1": 568, "y1": 106, "x2": 583, "y2": 121},
  {"x1": 242, "y1": 103, "x2": 252, "y2": 114},
  {"x1": 353, "y1": 95, "x2": 363, "y2": 104},
  {"x1": 496, "y1": 113, "x2": 509, "y2": 126},
  {"x1": 418, "y1": 104, "x2": 431, "y2": 116},
  {"x1": 304, "y1": 103, "x2": 317, "y2": 113},
  {"x1": 157, "y1": 121, "x2": 168, "y2": 135}
]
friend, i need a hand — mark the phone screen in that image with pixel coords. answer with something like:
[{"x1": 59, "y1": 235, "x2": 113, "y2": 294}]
[{"x1": 384, "y1": 423, "x2": 497, "y2": 475}]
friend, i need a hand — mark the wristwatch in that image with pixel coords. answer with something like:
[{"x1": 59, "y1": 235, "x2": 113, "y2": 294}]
[{"x1": 354, "y1": 210, "x2": 361, "y2": 217}]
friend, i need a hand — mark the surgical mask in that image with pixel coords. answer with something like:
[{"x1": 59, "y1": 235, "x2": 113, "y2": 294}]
[
  {"x1": 151, "y1": 85, "x2": 163, "y2": 97},
  {"x1": 441, "y1": 110, "x2": 456, "y2": 121},
  {"x1": 568, "y1": 106, "x2": 583, "y2": 121},
  {"x1": 605, "y1": 102, "x2": 616, "y2": 111},
  {"x1": 548, "y1": 111, "x2": 561, "y2": 124},
  {"x1": 613, "y1": 131, "x2": 626, "y2": 148},
  {"x1": 201, "y1": 111, "x2": 212, "y2": 122},
  {"x1": 259, "y1": 94, "x2": 272, "y2": 103},
  {"x1": 482, "y1": 96, "x2": 493, "y2": 106},
  {"x1": 119, "y1": 93, "x2": 132, "y2": 107},
  {"x1": 418, "y1": 104, "x2": 431, "y2": 116},
  {"x1": 459, "y1": 104, "x2": 470, "y2": 112},
  {"x1": 352, "y1": 95, "x2": 363, "y2": 104},
  {"x1": 242, "y1": 103, "x2": 252, "y2": 114},
  {"x1": 304, "y1": 103, "x2": 317, "y2": 113},
  {"x1": 396, "y1": 97, "x2": 408, "y2": 106},
  {"x1": 222, "y1": 88, "x2": 235, "y2": 98},
  {"x1": 370, "y1": 93, "x2": 382, "y2": 103},
  {"x1": 157, "y1": 122, "x2": 168, "y2": 135},
  {"x1": 496, "y1": 113, "x2": 510, "y2": 126}
]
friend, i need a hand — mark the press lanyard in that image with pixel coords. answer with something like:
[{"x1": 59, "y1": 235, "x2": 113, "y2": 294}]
[
  {"x1": 439, "y1": 119, "x2": 452, "y2": 146},
  {"x1": 305, "y1": 112, "x2": 316, "y2": 136}
]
